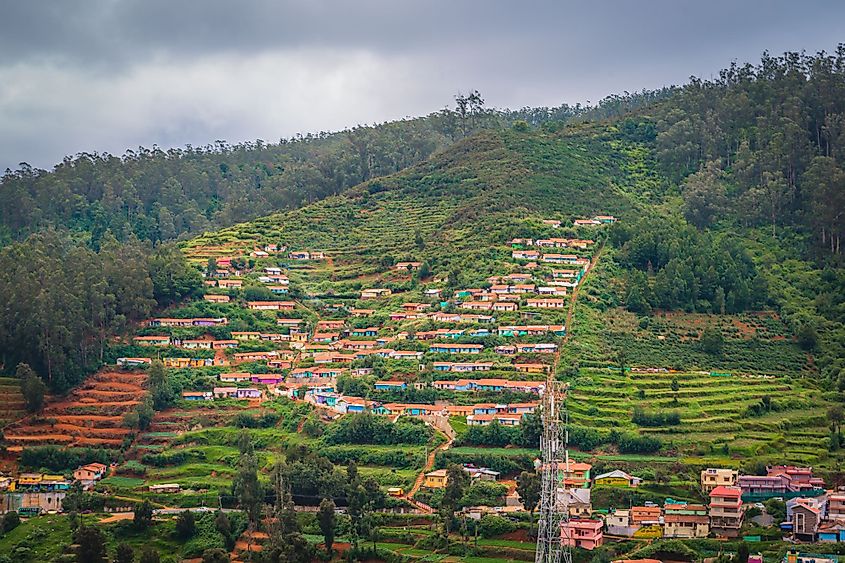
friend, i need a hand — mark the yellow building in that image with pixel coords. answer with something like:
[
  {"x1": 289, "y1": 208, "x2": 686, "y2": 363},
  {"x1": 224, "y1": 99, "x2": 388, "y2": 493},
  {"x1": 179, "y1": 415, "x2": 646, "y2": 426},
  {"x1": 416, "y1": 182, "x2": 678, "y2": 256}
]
[
  {"x1": 594, "y1": 470, "x2": 642, "y2": 488},
  {"x1": 700, "y1": 468, "x2": 738, "y2": 493},
  {"x1": 424, "y1": 469, "x2": 448, "y2": 489}
]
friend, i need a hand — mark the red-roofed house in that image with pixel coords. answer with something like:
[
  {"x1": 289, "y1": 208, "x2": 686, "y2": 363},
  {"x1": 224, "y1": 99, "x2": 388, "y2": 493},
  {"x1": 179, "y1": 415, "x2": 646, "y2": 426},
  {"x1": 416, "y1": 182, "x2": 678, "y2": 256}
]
[{"x1": 709, "y1": 486, "x2": 743, "y2": 537}]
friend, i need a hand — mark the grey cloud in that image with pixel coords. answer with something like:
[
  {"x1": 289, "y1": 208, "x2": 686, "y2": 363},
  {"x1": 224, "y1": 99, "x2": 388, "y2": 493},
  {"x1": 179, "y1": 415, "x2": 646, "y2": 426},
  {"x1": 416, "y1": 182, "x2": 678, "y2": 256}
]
[{"x1": 1, "y1": 0, "x2": 843, "y2": 170}]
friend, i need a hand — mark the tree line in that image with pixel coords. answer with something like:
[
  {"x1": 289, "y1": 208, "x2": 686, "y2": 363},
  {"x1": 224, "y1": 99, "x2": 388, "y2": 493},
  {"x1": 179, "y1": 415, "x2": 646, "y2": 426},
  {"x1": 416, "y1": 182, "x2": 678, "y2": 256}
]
[
  {"x1": 0, "y1": 96, "x2": 592, "y2": 248},
  {"x1": 650, "y1": 45, "x2": 845, "y2": 254},
  {"x1": 0, "y1": 231, "x2": 202, "y2": 391}
]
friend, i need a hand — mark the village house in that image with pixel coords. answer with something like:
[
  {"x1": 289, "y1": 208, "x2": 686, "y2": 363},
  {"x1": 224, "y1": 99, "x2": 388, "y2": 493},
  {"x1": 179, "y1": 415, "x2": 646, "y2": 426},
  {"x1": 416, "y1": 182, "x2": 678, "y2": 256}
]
[
  {"x1": 594, "y1": 470, "x2": 642, "y2": 488},
  {"x1": 593, "y1": 215, "x2": 618, "y2": 223},
  {"x1": 73, "y1": 463, "x2": 108, "y2": 490},
  {"x1": 424, "y1": 469, "x2": 448, "y2": 489},
  {"x1": 164, "y1": 357, "x2": 216, "y2": 368},
  {"x1": 769, "y1": 465, "x2": 826, "y2": 491},
  {"x1": 701, "y1": 468, "x2": 739, "y2": 493},
  {"x1": 247, "y1": 301, "x2": 296, "y2": 311},
  {"x1": 182, "y1": 391, "x2": 213, "y2": 401},
  {"x1": 219, "y1": 372, "x2": 252, "y2": 383},
  {"x1": 217, "y1": 279, "x2": 243, "y2": 289},
  {"x1": 512, "y1": 249, "x2": 541, "y2": 261},
  {"x1": 3, "y1": 473, "x2": 72, "y2": 514},
  {"x1": 541, "y1": 253, "x2": 583, "y2": 264},
  {"x1": 351, "y1": 327, "x2": 379, "y2": 337},
  {"x1": 213, "y1": 386, "x2": 239, "y2": 398},
  {"x1": 389, "y1": 350, "x2": 424, "y2": 360},
  {"x1": 492, "y1": 301, "x2": 519, "y2": 312},
  {"x1": 267, "y1": 285, "x2": 289, "y2": 294},
  {"x1": 432, "y1": 361, "x2": 494, "y2": 372},
  {"x1": 374, "y1": 380, "x2": 407, "y2": 391},
  {"x1": 828, "y1": 493, "x2": 845, "y2": 520},
  {"x1": 316, "y1": 320, "x2": 345, "y2": 331},
  {"x1": 560, "y1": 462, "x2": 592, "y2": 489},
  {"x1": 515, "y1": 363, "x2": 551, "y2": 374},
  {"x1": 460, "y1": 301, "x2": 493, "y2": 311},
  {"x1": 605, "y1": 509, "x2": 640, "y2": 537},
  {"x1": 663, "y1": 503, "x2": 710, "y2": 538},
  {"x1": 463, "y1": 465, "x2": 501, "y2": 482},
  {"x1": 313, "y1": 332, "x2": 340, "y2": 343},
  {"x1": 510, "y1": 238, "x2": 534, "y2": 247},
  {"x1": 349, "y1": 308, "x2": 375, "y2": 317},
  {"x1": 561, "y1": 519, "x2": 603, "y2": 550},
  {"x1": 117, "y1": 357, "x2": 152, "y2": 366},
  {"x1": 395, "y1": 261, "x2": 422, "y2": 271},
  {"x1": 709, "y1": 485, "x2": 744, "y2": 537},
  {"x1": 793, "y1": 502, "x2": 824, "y2": 542},
  {"x1": 360, "y1": 288, "x2": 392, "y2": 299},
  {"x1": 429, "y1": 312, "x2": 494, "y2": 324},
  {"x1": 149, "y1": 484, "x2": 181, "y2": 494},
  {"x1": 133, "y1": 335, "x2": 171, "y2": 347},
  {"x1": 277, "y1": 318, "x2": 305, "y2": 328},
  {"x1": 384, "y1": 403, "x2": 438, "y2": 416},
  {"x1": 429, "y1": 343, "x2": 484, "y2": 354},
  {"x1": 516, "y1": 343, "x2": 558, "y2": 354},
  {"x1": 574, "y1": 219, "x2": 601, "y2": 227},
  {"x1": 467, "y1": 413, "x2": 525, "y2": 426},
  {"x1": 233, "y1": 351, "x2": 279, "y2": 362},
  {"x1": 558, "y1": 488, "x2": 592, "y2": 518},
  {"x1": 232, "y1": 331, "x2": 262, "y2": 340},
  {"x1": 542, "y1": 219, "x2": 562, "y2": 228},
  {"x1": 631, "y1": 505, "x2": 663, "y2": 527},
  {"x1": 203, "y1": 294, "x2": 230, "y2": 303},
  {"x1": 444, "y1": 405, "x2": 474, "y2": 417},
  {"x1": 497, "y1": 325, "x2": 565, "y2": 337},
  {"x1": 251, "y1": 373, "x2": 283, "y2": 385},
  {"x1": 433, "y1": 378, "x2": 544, "y2": 394}
]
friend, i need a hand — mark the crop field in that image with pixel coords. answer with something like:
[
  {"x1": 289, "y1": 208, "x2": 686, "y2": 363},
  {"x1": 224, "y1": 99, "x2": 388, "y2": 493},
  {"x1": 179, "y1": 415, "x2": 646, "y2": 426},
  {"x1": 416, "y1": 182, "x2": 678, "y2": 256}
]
[
  {"x1": 3, "y1": 370, "x2": 146, "y2": 451},
  {"x1": 567, "y1": 367, "x2": 834, "y2": 467},
  {"x1": 0, "y1": 376, "x2": 26, "y2": 426}
]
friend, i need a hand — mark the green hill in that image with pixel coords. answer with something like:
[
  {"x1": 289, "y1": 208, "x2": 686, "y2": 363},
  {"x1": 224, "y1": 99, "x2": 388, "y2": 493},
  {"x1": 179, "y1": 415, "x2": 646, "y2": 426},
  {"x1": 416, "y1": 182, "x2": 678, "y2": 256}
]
[{"x1": 184, "y1": 123, "x2": 663, "y2": 283}]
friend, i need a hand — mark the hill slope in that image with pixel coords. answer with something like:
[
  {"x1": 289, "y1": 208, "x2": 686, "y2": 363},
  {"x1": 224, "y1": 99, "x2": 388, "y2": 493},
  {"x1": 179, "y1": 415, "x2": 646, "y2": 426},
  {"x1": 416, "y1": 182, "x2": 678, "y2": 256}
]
[{"x1": 184, "y1": 123, "x2": 663, "y2": 282}]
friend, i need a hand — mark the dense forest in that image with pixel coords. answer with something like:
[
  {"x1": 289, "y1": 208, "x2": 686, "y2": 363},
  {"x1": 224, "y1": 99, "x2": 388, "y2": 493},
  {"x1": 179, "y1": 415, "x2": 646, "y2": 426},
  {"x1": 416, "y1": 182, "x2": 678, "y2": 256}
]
[
  {"x1": 612, "y1": 217, "x2": 768, "y2": 315},
  {"x1": 0, "y1": 231, "x2": 202, "y2": 391},
  {"x1": 650, "y1": 46, "x2": 845, "y2": 254},
  {"x1": 0, "y1": 100, "x2": 586, "y2": 247}
]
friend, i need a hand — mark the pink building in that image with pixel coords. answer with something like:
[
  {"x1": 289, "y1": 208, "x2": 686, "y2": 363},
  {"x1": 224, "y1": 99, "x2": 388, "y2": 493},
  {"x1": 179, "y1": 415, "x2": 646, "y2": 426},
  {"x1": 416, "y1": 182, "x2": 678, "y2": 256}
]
[{"x1": 561, "y1": 519, "x2": 604, "y2": 550}]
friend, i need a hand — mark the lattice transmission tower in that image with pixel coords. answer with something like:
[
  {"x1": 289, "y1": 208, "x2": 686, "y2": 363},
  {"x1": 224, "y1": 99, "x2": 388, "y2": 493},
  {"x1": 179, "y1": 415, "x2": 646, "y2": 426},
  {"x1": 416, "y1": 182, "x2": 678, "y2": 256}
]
[{"x1": 535, "y1": 380, "x2": 572, "y2": 563}]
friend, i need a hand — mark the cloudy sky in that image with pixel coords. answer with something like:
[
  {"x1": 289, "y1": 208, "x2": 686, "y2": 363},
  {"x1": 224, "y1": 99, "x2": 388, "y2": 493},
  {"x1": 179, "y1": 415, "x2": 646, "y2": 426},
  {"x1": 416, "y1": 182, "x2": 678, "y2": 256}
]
[{"x1": 1, "y1": 1, "x2": 843, "y2": 171}]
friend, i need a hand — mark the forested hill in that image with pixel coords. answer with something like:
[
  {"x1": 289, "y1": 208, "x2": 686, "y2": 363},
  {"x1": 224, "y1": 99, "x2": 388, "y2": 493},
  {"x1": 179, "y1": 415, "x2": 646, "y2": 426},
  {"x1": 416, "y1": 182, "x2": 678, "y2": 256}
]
[
  {"x1": 0, "y1": 101, "x2": 586, "y2": 247},
  {"x1": 1, "y1": 47, "x2": 844, "y2": 394}
]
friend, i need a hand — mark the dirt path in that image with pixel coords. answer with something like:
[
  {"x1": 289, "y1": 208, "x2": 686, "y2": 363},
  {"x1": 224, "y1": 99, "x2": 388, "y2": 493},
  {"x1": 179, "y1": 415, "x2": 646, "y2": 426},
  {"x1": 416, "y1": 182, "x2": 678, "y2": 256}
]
[
  {"x1": 405, "y1": 431, "x2": 453, "y2": 512},
  {"x1": 562, "y1": 241, "x2": 604, "y2": 345}
]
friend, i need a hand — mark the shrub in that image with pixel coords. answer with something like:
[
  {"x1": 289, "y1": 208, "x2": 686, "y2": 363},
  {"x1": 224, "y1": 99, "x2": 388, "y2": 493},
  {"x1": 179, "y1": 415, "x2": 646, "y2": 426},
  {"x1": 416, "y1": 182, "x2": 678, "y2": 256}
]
[{"x1": 478, "y1": 514, "x2": 518, "y2": 538}]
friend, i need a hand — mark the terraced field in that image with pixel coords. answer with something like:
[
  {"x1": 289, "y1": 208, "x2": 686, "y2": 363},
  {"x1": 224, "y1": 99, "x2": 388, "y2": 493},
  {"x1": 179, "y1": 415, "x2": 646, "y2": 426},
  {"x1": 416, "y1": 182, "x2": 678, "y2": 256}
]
[
  {"x1": 568, "y1": 368, "x2": 831, "y2": 466},
  {"x1": 3, "y1": 370, "x2": 147, "y2": 451},
  {"x1": 0, "y1": 376, "x2": 26, "y2": 426}
]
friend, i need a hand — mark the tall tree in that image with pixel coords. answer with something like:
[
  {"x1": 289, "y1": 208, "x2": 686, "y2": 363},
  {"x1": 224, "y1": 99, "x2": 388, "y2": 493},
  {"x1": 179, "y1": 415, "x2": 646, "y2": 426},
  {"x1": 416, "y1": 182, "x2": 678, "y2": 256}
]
[{"x1": 317, "y1": 498, "x2": 337, "y2": 556}]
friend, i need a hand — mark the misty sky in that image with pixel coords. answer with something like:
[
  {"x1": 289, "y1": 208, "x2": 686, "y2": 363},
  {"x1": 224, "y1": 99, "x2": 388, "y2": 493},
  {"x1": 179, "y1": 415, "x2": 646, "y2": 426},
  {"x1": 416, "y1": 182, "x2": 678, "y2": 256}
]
[{"x1": 1, "y1": 1, "x2": 843, "y2": 171}]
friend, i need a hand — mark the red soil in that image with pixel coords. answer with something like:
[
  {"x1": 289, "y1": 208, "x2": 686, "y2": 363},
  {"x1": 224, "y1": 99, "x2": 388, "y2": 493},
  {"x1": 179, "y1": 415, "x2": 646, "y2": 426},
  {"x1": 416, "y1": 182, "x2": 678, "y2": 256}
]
[{"x1": 4, "y1": 369, "x2": 147, "y2": 451}]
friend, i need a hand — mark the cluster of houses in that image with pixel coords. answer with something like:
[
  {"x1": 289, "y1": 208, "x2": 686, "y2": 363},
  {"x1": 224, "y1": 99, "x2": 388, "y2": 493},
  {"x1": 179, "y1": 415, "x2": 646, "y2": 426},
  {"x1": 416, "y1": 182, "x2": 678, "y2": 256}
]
[
  {"x1": 558, "y1": 465, "x2": 838, "y2": 550},
  {"x1": 0, "y1": 463, "x2": 109, "y2": 515}
]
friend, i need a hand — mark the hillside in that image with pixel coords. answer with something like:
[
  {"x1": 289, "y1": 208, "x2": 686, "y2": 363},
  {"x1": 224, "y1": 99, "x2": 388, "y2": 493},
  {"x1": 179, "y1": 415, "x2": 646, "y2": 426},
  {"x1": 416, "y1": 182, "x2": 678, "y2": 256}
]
[
  {"x1": 184, "y1": 123, "x2": 663, "y2": 283},
  {"x1": 1, "y1": 48, "x2": 844, "y2": 563}
]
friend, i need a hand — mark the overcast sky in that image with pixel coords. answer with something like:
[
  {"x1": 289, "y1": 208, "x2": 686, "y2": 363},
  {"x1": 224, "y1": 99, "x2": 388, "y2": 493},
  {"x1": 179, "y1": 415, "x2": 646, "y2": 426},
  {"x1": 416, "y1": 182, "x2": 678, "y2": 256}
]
[{"x1": 1, "y1": 1, "x2": 843, "y2": 171}]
